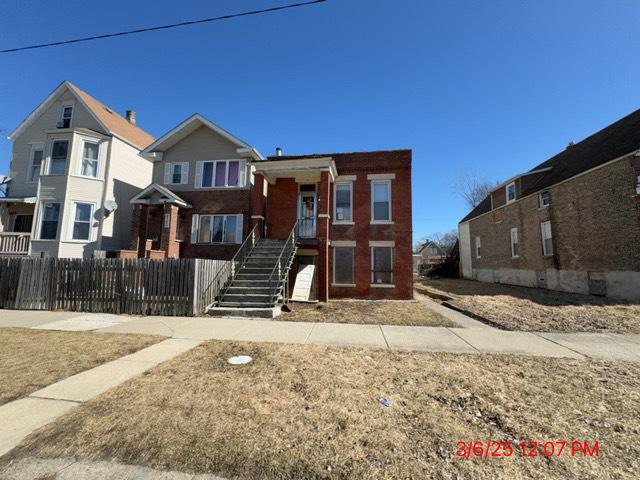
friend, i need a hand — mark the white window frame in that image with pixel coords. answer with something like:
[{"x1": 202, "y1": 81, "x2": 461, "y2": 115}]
[
  {"x1": 48, "y1": 139, "x2": 70, "y2": 175},
  {"x1": 68, "y1": 201, "x2": 95, "y2": 242},
  {"x1": 635, "y1": 175, "x2": 640, "y2": 195},
  {"x1": 475, "y1": 236, "x2": 481, "y2": 259},
  {"x1": 332, "y1": 245, "x2": 355, "y2": 286},
  {"x1": 164, "y1": 162, "x2": 189, "y2": 185},
  {"x1": 78, "y1": 140, "x2": 101, "y2": 178},
  {"x1": 38, "y1": 202, "x2": 61, "y2": 241},
  {"x1": 59, "y1": 104, "x2": 74, "y2": 128},
  {"x1": 333, "y1": 182, "x2": 353, "y2": 224},
  {"x1": 506, "y1": 181, "x2": 516, "y2": 204},
  {"x1": 510, "y1": 228, "x2": 519, "y2": 258},
  {"x1": 370, "y1": 245, "x2": 394, "y2": 286},
  {"x1": 539, "y1": 190, "x2": 550, "y2": 208},
  {"x1": 370, "y1": 179, "x2": 392, "y2": 223},
  {"x1": 541, "y1": 221, "x2": 553, "y2": 256},
  {"x1": 27, "y1": 143, "x2": 45, "y2": 183},
  {"x1": 195, "y1": 159, "x2": 246, "y2": 189},
  {"x1": 190, "y1": 213, "x2": 243, "y2": 245}
]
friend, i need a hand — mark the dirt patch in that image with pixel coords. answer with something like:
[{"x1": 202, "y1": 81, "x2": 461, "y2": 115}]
[
  {"x1": 281, "y1": 300, "x2": 454, "y2": 327},
  {"x1": 0, "y1": 328, "x2": 162, "y2": 405},
  {"x1": 8, "y1": 341, "x2": 640, "y2": 479},
  {"x1": 418, "y1": 279, "x2": 640, "y2": 333}
]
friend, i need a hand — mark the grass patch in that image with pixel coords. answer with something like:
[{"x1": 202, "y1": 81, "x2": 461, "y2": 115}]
[
  {"x1": 8, "y1": 341, "x2": 640, "y2": 479},
  {"x1": 281, "y1": 300, "x2": 455, "y2": 327},
  {"x1": 418, "y1": 279, "x2": 640, "y2": 333},
  {"x1": 0, "y1": 328, "x2": 162, "y2": 405}
]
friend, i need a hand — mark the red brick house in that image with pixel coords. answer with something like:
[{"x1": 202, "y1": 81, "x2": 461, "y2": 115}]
[
  {"x1": 459, "y1": 108, "x2": 640, "y2": 301},
  {"x1": 127, "y1": 114, "x2": 413, "y2": 307}
]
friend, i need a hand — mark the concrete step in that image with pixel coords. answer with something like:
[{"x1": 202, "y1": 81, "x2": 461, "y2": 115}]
[
  {"x1": 208, "y1": 305, "x2": 281, "y2": 318},
  {"x1": 222, "y1": 293, "x2": 277, "y2": 303},
  {"x1": 217, "y1": 301, "x2": 275, "y2": 308}
]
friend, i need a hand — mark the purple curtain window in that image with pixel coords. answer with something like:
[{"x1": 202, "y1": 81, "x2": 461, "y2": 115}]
[
  {"x1": 215, "y1": 162, "x2": 226, "y2": 187},
  {"x1": 228, "y1": 161, "x2": 239, "y2": 186}
]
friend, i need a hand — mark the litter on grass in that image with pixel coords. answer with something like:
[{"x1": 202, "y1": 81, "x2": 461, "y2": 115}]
[
  {"x1": 228, "y1": 355, "x2": 253, "y2": 365},
  {"x1": 379, "y1": 397, "x2": 391, "y2": 407}
]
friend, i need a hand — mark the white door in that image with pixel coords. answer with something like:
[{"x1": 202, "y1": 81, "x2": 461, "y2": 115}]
[{"x1": 297, "y1": 192, "x2": 317, "y2": 238}]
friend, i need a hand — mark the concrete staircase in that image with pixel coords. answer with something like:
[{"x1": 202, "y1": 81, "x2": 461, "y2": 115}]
[{"x1": 208, "y1": 239, "x2": 297, "y2": 318}]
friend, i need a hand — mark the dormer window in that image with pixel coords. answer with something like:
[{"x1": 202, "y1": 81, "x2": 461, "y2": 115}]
[
  {"x1": 58, "y1": 105, "x2": 73, "y2": 128},
  {"x1": 506, "y1": 182, "x2": 516, "y2": 204}
]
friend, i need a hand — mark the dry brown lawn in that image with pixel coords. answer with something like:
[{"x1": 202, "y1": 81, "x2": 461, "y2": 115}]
[
  {"x1": 8, "y1": 341, "x2": 640, "y2": 479},
  {"x1": 0, "y1": 328, "x2": 162, "y2": 405},
  {"x1": 417, "y1": 279, "x2": 640, "y2": 333},
  {"x1": 282, "y1": 300, "x2": 454, "y2": 327}
]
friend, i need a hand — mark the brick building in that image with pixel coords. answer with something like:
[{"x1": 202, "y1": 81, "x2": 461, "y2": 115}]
[
  {"x1": 127, "y1": 114, "x2": 413, "y2": 303},
  {"x1": 459, "y1": 108, "x2": 640, "y2": 301}
]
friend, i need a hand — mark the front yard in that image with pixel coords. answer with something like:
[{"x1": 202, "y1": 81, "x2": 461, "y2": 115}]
[
  {"x1": 417, "y1": 279, "x2": 640, "y2": 333},
  {"x1": 281, "y1": 300, "x2": 455, "y2": 327},
  {"x1": 7, "y1": 341, "x2": 640, "y2": 479},
  {"x1": 0, "y1": 328, "x2": 162, "y2": 405}
]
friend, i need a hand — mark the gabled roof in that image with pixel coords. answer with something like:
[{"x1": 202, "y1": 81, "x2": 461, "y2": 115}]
[
  {"x1": 130, "y1": 183, "x2": 191, "y2": 208},
  {"x1": 460, "y1": 107, "x2": 640, "y2": 223},
  {"x1": 417, "y1": 241, "x2": 447, "y2": 255},
  {"x1": 9, "y1": 81, "x2": 155, "y2": 150},
  {"x1": 141, "y1": 113, "x2": 263, "y2": 161}
]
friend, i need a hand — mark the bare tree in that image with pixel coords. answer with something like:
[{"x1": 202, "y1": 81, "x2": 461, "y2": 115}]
[{"x1": 454, "y1": 173, "x2": 496, "y2": 209}]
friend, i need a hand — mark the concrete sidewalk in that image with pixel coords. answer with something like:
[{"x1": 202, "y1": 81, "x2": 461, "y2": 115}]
[
  {"x1": 1, "y1": 308, "x2": 639, "y2": 362},
  {"x1": 0, "y1": 338, "x2": 202, "y2": 457}
]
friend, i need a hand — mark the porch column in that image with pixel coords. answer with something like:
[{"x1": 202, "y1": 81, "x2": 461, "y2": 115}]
[
  {"x1": 317, "y1": 170, "x2": 331, "y2": 302},
  {"x1": 160, "y1": 203, "x2": 180, "y2": 258},
  {"x1": 130, "y1": 204, "x2": 149, "y2": 258},
  {"x1": 251, "y1": 172, "x2": 266, "y2": 236}
]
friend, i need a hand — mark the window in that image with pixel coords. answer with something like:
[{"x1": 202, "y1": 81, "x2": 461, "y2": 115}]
[
  {"x1": 49, "y1": 140, "x2": 69, "y2": 175},
  {"x1": 506, "y1": 182, "x2": 516, "y2": 204},
  {"x1": 164, "y1": 162, "x2": 189, "y2": 185},
  {"x1": 371, "y1": 180, "x2": 391, "y2": 221},
  {"x1": 636, "y1": 175, "x2": 640, "y2": 195},
  {"x1": 334, "y1": 183, "x2": 352, "y2": 222},
  {"x1": 191, "y1": 214, "x2": 242, "y2": 244},
  {"x1": 539, "y1": 191, "x2": 550, "y2": 208},
  {"x1": 28, "y1": 145, "x2": 44, "y2": 182},
  {"x1": 59, "y1": 105, "x2": 73, "y2": 128},
  {"x1": 371, "y1": 246, "x2": 393, "y2": 284},
  {"x1": 71, "y1": 202, "x2": 93, "y2": 240},
  {"x1": 13, "y1": 215, "x2": 33, "y2": 233},
  {"x1": 510, "y1": 228, "x2": 519, "y2": 258},
  {"x1": 475, "y1": 236, "x2": 481, "y2": 258},
  {"x1": 197, "y1": 160, "x2": 245, "y2": 188},
  {"x1": 80, "y1": 141, "x2": 99, "y2": 178},
  {"x1": 541, "y1": 221, "x2": 553, "y2": 256},
  {"x1": 39, "y1": 203, "x2": 60, "y2": 240},
  {"x1": 333, "y1": 247, "x2": 354, "y2": 284}
]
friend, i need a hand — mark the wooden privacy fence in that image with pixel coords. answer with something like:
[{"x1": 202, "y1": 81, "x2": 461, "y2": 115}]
[{"x1": 0, "y1": 257, "x2": 231, "y2": 316}]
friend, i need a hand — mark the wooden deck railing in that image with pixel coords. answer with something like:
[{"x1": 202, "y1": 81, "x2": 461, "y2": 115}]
[{"x1": 0, "y1": 232, "x2": 30, "y2": 255}]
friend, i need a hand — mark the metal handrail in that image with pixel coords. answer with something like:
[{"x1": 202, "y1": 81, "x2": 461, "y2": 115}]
[
  {"x1": 266, "y1": 220, "x2": 298, "y2": 302},
  {"x1": 208, "y1": 223, "x2": 261, "y2": 304}
]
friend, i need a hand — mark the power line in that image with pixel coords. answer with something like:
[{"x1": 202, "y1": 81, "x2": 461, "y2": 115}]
[{"x1": 0, "y1": 0, "x2": 327, "y2": 54}]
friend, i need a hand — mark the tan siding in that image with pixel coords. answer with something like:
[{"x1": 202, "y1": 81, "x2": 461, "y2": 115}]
[
  {"x1": 9, "y1": 89, "x2": 104, "y2": 198},
  {"x1": 152, "y1": 126, "x2": 244, "y2": 191}
]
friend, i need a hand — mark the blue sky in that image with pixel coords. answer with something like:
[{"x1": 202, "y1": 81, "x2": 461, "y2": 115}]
[{"x1": 1, "y1": 0, "x2": 639, "y2": 244}]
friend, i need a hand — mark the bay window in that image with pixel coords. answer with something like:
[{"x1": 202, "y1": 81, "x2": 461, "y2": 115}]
[
  {"x1": 39, "y1": 203, "x2": 61, "y2": 240},
  {"x1": 71, "y1": 202, "x2": 93, "y2": 240},
  {"x1": 80, "y1": 141, "x2": 99, "y2": 178},
  {"x1": 49, "y1": 140, "x2": 69, "y2": 175}
]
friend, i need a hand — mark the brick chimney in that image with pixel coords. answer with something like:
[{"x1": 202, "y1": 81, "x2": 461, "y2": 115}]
[{"x1": 125, "y1": 110, "x2": 136, "y2": 125}]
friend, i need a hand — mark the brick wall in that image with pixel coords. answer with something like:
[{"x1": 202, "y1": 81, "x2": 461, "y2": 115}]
[
  {"x1": 468, "y1": 157, "x2": 640, "y2": 274},
  {"x1": 265, "y1": 178, "x2": 298, "y2": 239}
]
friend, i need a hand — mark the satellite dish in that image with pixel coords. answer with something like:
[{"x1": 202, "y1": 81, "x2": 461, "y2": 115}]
[{"x1": 104, "y1": 200, "x2": 118, "y2": 212}]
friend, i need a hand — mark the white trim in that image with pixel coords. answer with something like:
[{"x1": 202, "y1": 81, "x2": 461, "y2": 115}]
[
  {"x1": 58, "y1": 103, "x2": 74, "y2": 129},
  {"x1": 333, "y1": 181, "x2": 353, "y2": 223},
  {"x1": 475, "y1": 236, "x2": 481, "y2": 259},
  {"x1": 193, "y1": 213, "x2": 243, "y2": 245},
  {"x1": 317, "y1": 213, "x2": 330, "y2": 218},
  {"x1": 27, "y1": 143, "x2": 45, "y2": 183},
  {"x1": 538, "y1": 190, "x2": 551, "y2": 208},
  {"x1": 370, "y1": 284, "x2": 395, "y2": 289},
  {"x1": 370, "y1": 179, "x2": 392, "y2": 222},
  {"x1": 370, "y1": 220, "x2": 394, "y2": 225},
  {"x1": 367, "y1": 173, "x2": 396, "y2": 180},
  {"x1": 331, "y1": 240, "x2": 356, "y2": 247},
  {"x1": 336, "y1": 174, "x2": 357, "y2": 181},
  {"x1": 141, "y1": 114, "x2": 262, "y2": 160},
  {"x1": 130, "y1": 183, "x2": 190, "y2": 207},
  {"x1": 251, "y1": 215, "x2": 265, "y2": 220},
  {"x1": 332, "y1": 283, "x2": 356, "y2": 288},
  {"x1": 37, "y1": 201, "x2": 62, "y2": 240},
  {"x1": 77, "y1": 138, "x2": 101, "y2": 179},
  {"x1": 369, "y1": 240, "x2": 395, "y2": 247},
  {"x1": 68, "y1": 201, "x2": 96, "y2": 242},
  {"x1": 506, "y1": 181, "x2": 516, "y2": 204},
  {"x1": 48, "y1": 138, "x2": 71, "y2": 176},
  {"x1": 510, "y1": 227, "x2": 519, "y2": 258},
  {"x1": 541, "y1": 221, "x2": 553, "y2": 256}
]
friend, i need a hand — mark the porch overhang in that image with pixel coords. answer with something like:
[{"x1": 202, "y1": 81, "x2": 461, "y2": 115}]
[
  {"x1": 0, "y1": 196, "x2": 37, "y2": 204},
  {"x1": 253, "y1": 157, "x2": 337, "y2": 184},
  {"x1": 130, "y1": 183, "x2": 191, "y2": 208}
]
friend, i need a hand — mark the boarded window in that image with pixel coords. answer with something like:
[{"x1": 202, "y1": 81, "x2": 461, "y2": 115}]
[{"x1": 334, "y1": 247, "x2": 354, "y2": 284}]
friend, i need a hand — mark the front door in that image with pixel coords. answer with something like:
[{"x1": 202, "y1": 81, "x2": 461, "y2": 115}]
[{"x1": 297, "y1": 189, "x2": 317, "y2": 238}]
